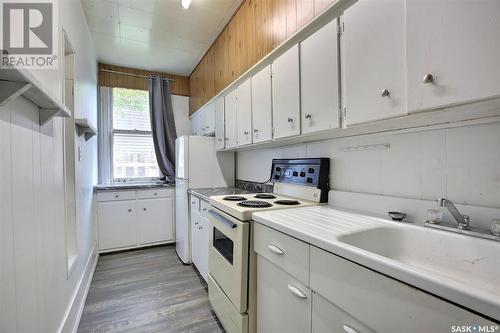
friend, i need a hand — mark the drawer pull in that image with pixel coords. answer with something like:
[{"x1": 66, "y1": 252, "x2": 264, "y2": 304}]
[
  {"x1": 143, "y1": 208, "x2": 147, "y2": 211},
  {"x1": 154, "y1": 192, "x2": 158, "y2": 196},
  {"x1": 128, "y1": 209, "x2": 132, "y2": 212},
  {"x1": 115, "y1": 195, "x2": 119, "y2": 198},
  {"x1": 287, "y1": 285, "x2": 307, "y2": 299},
  {"x1": 191, "y1": 201, "x2": 196, "y2": 204},
  {"x1": 267, "y1": 244, "x2": 284, "y2": 255},
  {"x1": 343, "y1": 325, "x2": 359, "y2": 333},
  {"x1": 202, "y1": 208, "x2": 208, "y2": 211}
]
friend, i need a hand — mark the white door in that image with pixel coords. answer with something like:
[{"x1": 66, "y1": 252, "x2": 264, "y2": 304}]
[
  {"x1": 205, "y1": 102, "x2": 216, "y2": 133},
  {"x1": 224, "y1": 90, "x2": 238, "y2": 148},
  {"x1": 251, "y1": 65, "x2": 273, "y2": 143},
  {"x1": 98, "y1": 200, "x2": 137, "y2": 250},
  {"x1": 256, "y1": 256, "x2": 311, "y2": 333},
  {"x1": 301, "y1": 18, "x2": 339, "y2": 134},
  {"x1": 312, "y1": 293, "x2": 375, "y2": 333},
  {"x1": 272, "y1": 44, "x2": 300, "y2": 139},
  {"x1": 138, "y1": 198, "x2": 173, "y2": 244},
  {"x1": 215, "y1": 97, "x2": 225, "y2": 150},
  {"x1": 191, "y1": 113, "x2": 200, "y2": 136},
  {"x1": 342, "y1": 0, "x2": 406, "y2": 125},
  {"x1": 198, "y1": 215, "x2": 209, "y2": 281},
  {"x1": 237, "y1": 79, "x2": 253, "y2": 146},
  {"x1": 406, "y1": 0, "x2": 500, "y2": 112}
]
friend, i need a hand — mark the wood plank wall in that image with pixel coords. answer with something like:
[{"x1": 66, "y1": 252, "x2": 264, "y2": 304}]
[
  {"x1": 98, "y1": 64, "x2": 190, "y2": 96},
  {"x1": 189, "y1": 0, "x2": 336, "y2": 114}
]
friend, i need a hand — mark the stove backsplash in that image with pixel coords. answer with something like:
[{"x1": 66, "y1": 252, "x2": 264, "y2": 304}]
[{"x1": 235, "y1": 179, "x2": 274, "y2": 193}]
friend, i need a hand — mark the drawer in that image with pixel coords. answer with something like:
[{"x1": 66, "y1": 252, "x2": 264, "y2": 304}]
[
  {"x1": 136, "y1": 188, "x2": 173, "y2": 199},
  {"x1": 254, "y1": 223, "x2": 309, "y2": 285},
  {"x1": 190, "y1": 195, "x2": 200, "y2": 212},
  {"x1": 96, "y1": 190, "x2": 136, "y2": 202},
  {"x1": 310, "y1": 246, "x2": 495, "y2": 332},
  {"x1": 200, "y1": 199, "x2": 210, "y2": 218},
  {"x1": 208, "y1": 274, "x2": 248, "y2": 333}
]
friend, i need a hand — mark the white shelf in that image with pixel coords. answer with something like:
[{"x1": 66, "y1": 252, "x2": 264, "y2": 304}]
[
  {"x1": 0, "y1": 66, "x2": 71, "y2": 126},
  {"x1": 75, "y1": 118, "x2": 97, "y2": 141}
]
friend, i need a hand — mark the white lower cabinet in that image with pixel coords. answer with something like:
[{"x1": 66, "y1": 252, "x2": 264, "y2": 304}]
[
  {"x1": 138, "y1": 198, "x2": 173, "y2": 244},
  {"x1": 190, "y1": 195, "x2": 209, "y2": 282},
  {"x1": 97, "y1": 200, "x2": 137, "y2": 250},
  {"x1": 256, "y1": 255, "x2": 311, "y2": 333},
  {"x1": 254, "y1": 223, "x2": 496, "y2": 333},
  {"x1": 96, "y1": 189, "x2": 174, "y2": 252}
]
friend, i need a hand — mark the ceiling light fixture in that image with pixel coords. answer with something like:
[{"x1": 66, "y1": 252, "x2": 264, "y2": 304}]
[{"x1": 181, "y1": 0, "x2": 191, "y2": 9}]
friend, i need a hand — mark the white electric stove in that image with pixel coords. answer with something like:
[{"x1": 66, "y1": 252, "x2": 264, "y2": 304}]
[{"x1": 206, "y1": 158, "x2": 330, "y2": 333}]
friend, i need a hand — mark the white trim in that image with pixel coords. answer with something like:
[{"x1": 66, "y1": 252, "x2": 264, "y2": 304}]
[{"x1": 58, "y1": 245, "x2": 98, "y2": 333}]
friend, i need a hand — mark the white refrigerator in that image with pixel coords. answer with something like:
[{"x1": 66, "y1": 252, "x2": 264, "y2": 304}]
[{"x1": 175, "y1": 135, "x2": 234, "y2": 263}]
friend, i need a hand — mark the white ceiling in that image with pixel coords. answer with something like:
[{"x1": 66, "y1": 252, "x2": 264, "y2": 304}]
[{"x1": 82, "y1": 0, "x2": 242, "y2": 76}]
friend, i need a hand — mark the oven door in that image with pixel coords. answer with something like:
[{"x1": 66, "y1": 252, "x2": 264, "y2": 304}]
[{"x1": 208, "y1": 207, "x2": 249, "y2": 313}]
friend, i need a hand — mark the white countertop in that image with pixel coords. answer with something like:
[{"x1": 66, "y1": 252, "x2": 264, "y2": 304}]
[{"x1": 252, "y1": 205, "x2": 500, "y2": 322}]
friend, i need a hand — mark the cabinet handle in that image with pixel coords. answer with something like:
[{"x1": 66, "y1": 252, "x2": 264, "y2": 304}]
[
  {"x1": 225, "y1": 138, "x2": 229, "y2": 141},
  {"x1": 423, "y1": 73, "x2": 434, "y2": 84},
  {"x1": 192, "y1": 201, "x2": 196, "y2": 204},
  {"x1": 115, "y1": 195, "x2": 119, "y2": 198},
  {"x1": 202, "y1": 208, "x2": 208, "y2": 211},
  {"x1": 143, "y1": 208, "x2": 147, "y2": 211},
  {"x1": 154, "y1": 192, "x2": 158, "y2": 196},
  {"x1": 287, "y1": 284, "x2": 307, "y2": 299},
  {"x1": 287, "y1": 117, "x2": 294, "y2": 123},
  {"x1": 243, "y1": 131, "x2": 249, "y2": 135},
  {"x1": 217, "y1": 138, "x2": 222, "y2": 141},
  {"x1": 195, "y1": 222, "x2": 199, "y2": 225},
  {"x1": 267, "y1": 244, "x2": 284, "y2": 255},
  {"x1": 199, "y1": 226, "x2": 203, "y2": 230},
  {"x1": 253, "y1": 129, "x2": 259, "y2": 133},
  {"x1": 343, "y1": 325, "x2": 359, "y2": 333},
  {"x1": 128, "y1": 209, "x2": 132, "y2": 212},
  {"x1": 305, "y1": 114, "x2": 312, "y2": 119},
  {"x1": 380, "y1": 89, "x2": 390, "y2": 97}
]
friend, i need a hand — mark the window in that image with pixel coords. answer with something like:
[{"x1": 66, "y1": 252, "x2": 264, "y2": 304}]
[{"x1": 111, "y1": 88, "x2": 160, "y2": 180}]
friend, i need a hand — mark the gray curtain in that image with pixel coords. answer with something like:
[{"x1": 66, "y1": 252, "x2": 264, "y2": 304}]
[{"x1": 148, "y1": 77, "x2": 177, "y2": 178}]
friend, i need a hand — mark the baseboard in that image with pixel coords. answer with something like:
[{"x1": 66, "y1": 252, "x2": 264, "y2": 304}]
[{"x1": 59, "y1": 244, "x2": 99, "y2": 333}]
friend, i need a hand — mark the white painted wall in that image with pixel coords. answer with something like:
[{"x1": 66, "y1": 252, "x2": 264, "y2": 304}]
[
  {"x1": 236, "y1": 122, "x2": 500, "y2": 208},
  {"x1": 172, "y1": 95, "x2": 191, "y2": 137},
  {"x1": 0, "y1": 1, "x2": 98, "y2": 332}
]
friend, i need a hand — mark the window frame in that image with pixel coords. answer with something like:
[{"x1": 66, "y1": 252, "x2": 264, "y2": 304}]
[{"x1": 109, "y1": 88, "x2": 161, "y2": 182}]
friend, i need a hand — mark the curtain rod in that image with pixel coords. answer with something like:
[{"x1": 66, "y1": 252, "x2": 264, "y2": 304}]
[{"x1": 100, "y1": 68, "x2": 175, "y2": 82}]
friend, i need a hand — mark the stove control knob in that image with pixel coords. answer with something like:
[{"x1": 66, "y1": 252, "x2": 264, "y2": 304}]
[
  {"x1": 307, "y1": 177, "x2": 313, "y2": 183},
  {"x1": 292, "y1": 171, "x2": 298, "y2": 176},
  {"x1": 276, "y1": 167, "x2": 281, "y2": 171},
  {"x1": 308, "y1": 168, "x2": 315, "y2": 173},
  {"x1": 274, "y1": 175, "x2": 280, "y2": 180},
  {"x1": 300, "y1": 172, "x2": 306, "y2": 177}
]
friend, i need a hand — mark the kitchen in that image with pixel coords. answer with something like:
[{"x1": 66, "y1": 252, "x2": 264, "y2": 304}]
[{"x1": 1, "y1": 0, "x2": 499, "y2": 332}]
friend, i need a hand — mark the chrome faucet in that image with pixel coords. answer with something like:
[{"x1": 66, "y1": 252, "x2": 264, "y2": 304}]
[{"x1": 437, "y1": 198, "x2": 470, "y2": 230}]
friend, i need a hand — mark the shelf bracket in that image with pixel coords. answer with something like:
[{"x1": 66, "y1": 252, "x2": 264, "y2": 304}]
[
  {"x1": 0, "y1": 81, "x2": 33, "y2": 107},
  {"x1": 39, "y1": 108, "x2": 60, "y2": 126}
]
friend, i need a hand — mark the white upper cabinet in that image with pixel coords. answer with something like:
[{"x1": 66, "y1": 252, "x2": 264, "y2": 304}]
[
  {"x1": 342, "y1": 0, "x2": 406, "y2": 125},
  {"x1": 406, "y1": 0, "x2": 500, "y2": 112},
  {"x1": 236, "y1": 78, "x2": 253, "y2": 146},
  {"x1": 215, "y1": 97, "x2": 225, "y2": 150},
  {"x1": 224, "y1": 90, "x2": 238, "y2": 149},
  {"x1": 272, "y1": 44, "x2": 301, "y2": 139},
  {"x1": 251, "y1": 65, "x2": 273, "y2": 143},
  {"x1": 203, "y1": 102, "x2": 216, "y2": 134},
  {"x1": 191, "y1": 112, "x2": 200, "y2": 136},
  {"x1": 300, "y1": 18, "x2": 340, "y2": 134}
]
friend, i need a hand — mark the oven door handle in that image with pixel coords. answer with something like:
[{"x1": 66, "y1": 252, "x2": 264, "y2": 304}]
[{"x1": 208, "y1": 209, "x2": 237, "y2": 229}]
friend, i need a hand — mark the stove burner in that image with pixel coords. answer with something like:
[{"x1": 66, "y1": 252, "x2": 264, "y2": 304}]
[
  {"x1": 237, "y1": 200, "x2": 273, "y2": 208},
  {"x1": 254, "y1": 193, "x2": 277, "y2": 199},
  {"x1": 223, "y1": 195, "x2": 247, "y2": 201},
  {"x1": 274, "y1": 199, "x2": 300, "y2": 205}
]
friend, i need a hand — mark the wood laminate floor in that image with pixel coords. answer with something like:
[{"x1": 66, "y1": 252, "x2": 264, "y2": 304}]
[{"x1": 78, "y1": 246, "x2": 224, "y2": 333}]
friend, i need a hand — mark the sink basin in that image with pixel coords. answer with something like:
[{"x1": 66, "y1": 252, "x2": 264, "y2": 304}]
[{"x1": 338, "y1": 226, "x2": 500, "y2": 297}]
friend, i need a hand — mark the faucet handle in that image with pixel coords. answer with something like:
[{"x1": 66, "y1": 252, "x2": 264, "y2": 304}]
[{"x1": 458, "y1": 214, "x2": 470, "y2": 230}]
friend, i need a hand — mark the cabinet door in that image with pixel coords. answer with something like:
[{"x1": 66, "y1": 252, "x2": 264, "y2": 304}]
[
  {"x1": 272, "y1": 44, "x2": 301, "y2": 139},
  {"x1": 343, "y1": 0, "x2": 406, "y2": 125},
  {"x1": 138, "y1": 198, "x2": 173, "y2": 244},
  {"x1": 191, "y1": 113, "x2": 200, "y2": 136},
  {"x1": 312, "y1": 293, "x2": 374, "y2": 333},
  {"x1": 251, "y1": 65, "x2": 273, "y2": 143},
  {"x1": 190, "y1": 208, "x2": 200, "y2": 267},
  {"x1": 257, "y1": 256, "x2": 311, "y2": 333},
  {"x1": 215, "y1": 97, "x2": 225, "y2": 150},
  {"x1": 199, "y1": 108, "x2": 208, "y2": 136},
  {"x1": 224, "y1": 90, "x2": 238, "y2": 148},
  {"x1": 205, "y1": 102, "x2": 216, "y2": 134},
  {"x1": 237, "y1": 79, "x2": 253, "y2": 146},
  {"x1": 197, "y1": 215, "x2": 209, "y2": 282},
  {"x1": 301, "y1": 18, "x2": 339, "y2": 134},
  {"x1": 98, "y1": 200, "x2": 137, "y2": 250},
  {"x1": 407, "y1": 0, "x2": 500, "y2": 112}
]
